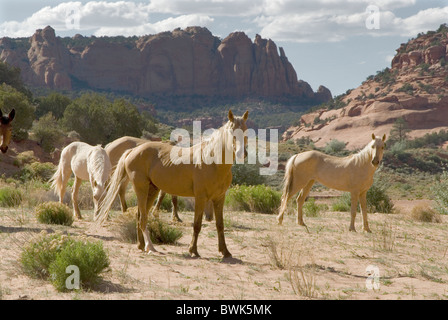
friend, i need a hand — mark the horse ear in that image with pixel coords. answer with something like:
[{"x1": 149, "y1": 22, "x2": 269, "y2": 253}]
[
  {"x1": 8, "y1": 109, "x2": 15, "y2": 121},
  {"x1": 228, "y1": 110, "x2": 234, "y2": 122},
  {"x1": 242, "y1": 110, "x2": 249, "y2": 121},
  {"x1": 382, "y1": 134, "x2": 386, "y2": 141},
  {"x1": 372, "y1": 133, "x2": 376, "y2": 140}
]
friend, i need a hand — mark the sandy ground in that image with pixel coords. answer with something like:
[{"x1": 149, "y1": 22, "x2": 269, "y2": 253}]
[{"x1": 1, "y1": 198, "x2": 448, "y2": 301}]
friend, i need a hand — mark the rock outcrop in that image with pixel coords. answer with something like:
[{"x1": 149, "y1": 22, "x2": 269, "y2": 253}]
[
  {"x1": 0, "y1": 26, "x2": 330, "y2": 102},
  {"x1": 284, "y1": 25, "x2": 448, "y2": 149}
]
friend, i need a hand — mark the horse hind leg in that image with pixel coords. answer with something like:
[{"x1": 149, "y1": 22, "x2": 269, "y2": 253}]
[
  {"x1": 135, "y1": 181, "x2": 160, "y2": 253},
  {"x1": 171, "y1": 195, "x2": 182, "y2": 222},
  {"x1": 296, "y1": 180, "x2": 314, "y2": 232}
]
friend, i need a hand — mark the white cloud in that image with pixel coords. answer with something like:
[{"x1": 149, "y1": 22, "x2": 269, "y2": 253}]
[
  {"x1": 94, "y1": 14, "x2": 214, "y2": 37},
  {"x1": 0, "y1": 0, "x2": 446, "y2": 43}
]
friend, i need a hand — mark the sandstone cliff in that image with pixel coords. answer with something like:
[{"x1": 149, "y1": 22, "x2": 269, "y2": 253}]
[
  {"x1": 284, "y1": 25, "x2": 448, "y2": 149},
  {"x1": 0, "y1": 26, "x2": 330, "y2": 102}
]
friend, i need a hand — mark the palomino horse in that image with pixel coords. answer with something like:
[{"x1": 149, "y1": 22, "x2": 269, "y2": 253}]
[
  {"x1": 277, "y1": 134, "x2": 386, "y2": 233},
  {"x1": 104, "y1": 136, "x2": 182, "y2": 221},
  {"x1": 50, "y1": 142, "x2": 112, "y2": 219},
  {"x1": 98, "y1": 110, "x2": 249, "y2": 258},
  {"x1": 0, "y1": 109, "x2": 15, "y2": 153}
]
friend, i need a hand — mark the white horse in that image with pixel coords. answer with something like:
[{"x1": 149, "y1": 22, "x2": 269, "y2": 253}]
[
  {"x1": 277, "y1": 134, "x2": 386, "y2": 233},
  {"x1": 50, "y1": 141, "x2": 112, "y2": 219}
]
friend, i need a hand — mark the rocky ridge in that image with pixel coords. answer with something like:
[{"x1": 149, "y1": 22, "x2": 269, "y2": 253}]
[
  {"x1": 0, "y1": 26, "x2": 330, "y2": 103},
  {"x1": 284, "y1": 25, "x2": 448, "y2": 149}
]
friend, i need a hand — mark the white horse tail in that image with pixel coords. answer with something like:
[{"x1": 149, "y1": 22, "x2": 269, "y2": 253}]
[
  {"x1": 49, "y1": 156, "x2": 65, "y2": 197},
  {"x1": 278, "y1": 154, "x2": 297, "y2": 219},
  {"x1": 96, "y1": 148, "x2": 133, "y2": 225}
]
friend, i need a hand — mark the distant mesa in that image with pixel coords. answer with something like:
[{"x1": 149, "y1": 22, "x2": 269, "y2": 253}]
[{"x1": 0, "y1": 25, "x2": 331, "y2": 103}]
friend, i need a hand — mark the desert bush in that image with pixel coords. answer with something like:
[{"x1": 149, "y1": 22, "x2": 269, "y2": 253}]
[
  {"x1": 48, "y1": 238, "x2": 110, "y2": 291},
  {"x1": 0, "y1": 186, "x2": 22, "y2": 207},
  {"x1": 303, "y1": 198, "x2": 328, "y2": 217},
  {"x1": 324, "y1": 139, "x2": 347, "y2": 155},
  {"x1": 331, "y1": 193, "x2": 351, "y2": 212},
  {"x1": 431, "y1": 171, "x2": 448, "y2": 215},
  {"x1": 21, "y1": 231, "x2": 109, "y2": 291},
  {"x1": 225, "y1": 184, "x2": 281, "y2": 214},
  {"x1": 367, "y1": 184, "x2": 394, "y2": 213},
  {"x1": 15, "y1": 161, "x2": 56, "y2": 182},
  {"x1": 34, "y1": 201, "x2": 74, "y2": 226},
  {"x1": 115, "y1": 208, "x2": 183, "y2": 244},
  {"x1": 331, "y1": 184, "x2": 394, "y2": 213},
  {"x1": 409, "y1": 204, "x2": 442, "y2": 223},
  {"x1": 21, "y1": 231, "x2": 72, "y2": 279}
]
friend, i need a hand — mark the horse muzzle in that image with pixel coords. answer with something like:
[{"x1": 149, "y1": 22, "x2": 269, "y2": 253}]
[
  {"x1": 372, "y1": 158, "x2": 380, "y2": 166},
  {"x1": 0, "y1": 146, "x2": 8, "y2": 153}
]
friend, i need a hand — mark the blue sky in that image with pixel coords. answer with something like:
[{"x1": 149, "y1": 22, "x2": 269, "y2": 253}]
[{"x1": 1, "y1": 0, "x2": 448, "y2": 96}]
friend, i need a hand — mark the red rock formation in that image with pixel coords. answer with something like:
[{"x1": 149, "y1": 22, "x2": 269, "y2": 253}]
[
  {"x1": 0, "y1": 26, "x2": 330, "y2": 102},
  {"x1": 284, "y1": 26, "x2": 448, "y2": 149}
]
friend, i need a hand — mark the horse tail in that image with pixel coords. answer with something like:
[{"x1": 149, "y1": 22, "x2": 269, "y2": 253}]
[
  {"x1": 95, "y1": 148, "x2": 132, "y2": 225},
  {"x1": 278, "y1": 154, "x2": 297, "y2": 217},
  {"x1": 49, "y1": 156, "x2": 65, "y2": 197}
]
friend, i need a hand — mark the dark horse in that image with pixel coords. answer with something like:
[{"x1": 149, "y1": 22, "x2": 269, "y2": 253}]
[{"x1": 0, "y1": 109, "x2": 15, "y2": 153}]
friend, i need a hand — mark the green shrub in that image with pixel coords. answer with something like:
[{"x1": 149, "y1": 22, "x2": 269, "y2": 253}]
[
  {"x1": 303, "y1": 198, "x2": 328, "y2": 217},
  {"x1": 34, "y1": 201, "x2": 74, "y2": 226},
  {"x1": 331, "y1": 184, "x2": 394, "y2": 213},
  {"x1": 115, "y1": 209, "x2": 183, "y2": 244},
  {"x1": 225, "y1": 184, "x2": 281, "y2": 214},
  {"x1": 367, "y1": 184, "x2": 394, "y2": 213},
  {"x1": 0, "y1": 186, "x2": 22, "y2": 207},
  {"x1": 431, "y1": 171, "x2": 448, "y2": 215},
  {"x1": 21, "y1": 231, "x2": 71, "y2": 279},
  {"x1": 15, "y1": 161, "x2": 56, "y2": 182},
  {"x1": 49, "y1": 239, "x2": 110, "y2": 291},
  {"x1": 324, "y1": 139, "x2": 347, "y2": 155},
  {"x1": 331, "y1": 193, "x2": 351, "y2": 212},
  {"x1": 21, "y1": 231, "x2": 109, "y2": 291}
]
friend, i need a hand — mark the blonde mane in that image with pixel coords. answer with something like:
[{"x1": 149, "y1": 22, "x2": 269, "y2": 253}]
[
  {"x1": 163, "y1": 121, "x2": 234, "y2": 167},
  {"x1": 352, "y1": 139, "x2": 375, "y2": 166},
  {"x1": 88, "y1": 146, "x2": 111, "y2": 186}
]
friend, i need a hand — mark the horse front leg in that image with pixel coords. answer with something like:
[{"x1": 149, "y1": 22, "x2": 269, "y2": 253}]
[
  {"x1": 349, "y1": 192, "x2": 359, "y2": 232},
  {"x1": 189, "y1": 197, "x2": 206, "y2": 258},
  {"x1": 72, "y1": 176, "x2": 83, "y2": 219},
  {"x1": 213, "y1": 196, "x2": 231, "y2": 258},
  {"x1": 359, "y1": 191, "x2": 371, "y2": 233}
]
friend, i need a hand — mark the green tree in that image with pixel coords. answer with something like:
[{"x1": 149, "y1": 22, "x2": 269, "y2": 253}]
[
  {"x1": 36, "y1": 92, "x2": 71, "y2": 120},
  {"x1": 0, "y1": 84, "x2": 34, "y2": 140},
  {"x1": 389, "y1": 117, "x2": 411, "y2": 144},
  {"x1": 32, "y1": 113, "x2": 64, "y2": 152},
  {"x1": 61, "y1": 93, "x2": 155, "y2": 145},
  {"x1": 0, "y1": 61, "x2": 31, "y2": 98},
  {"x1": 62, "y1": 93, "x2": 114, "y2": 145}
]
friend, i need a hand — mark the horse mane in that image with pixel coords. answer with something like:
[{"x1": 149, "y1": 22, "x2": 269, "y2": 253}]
[
  {"x1": 88, "y1": 146, "x2": 111, "y2": 185},
  {"x1": 162, "y1": 121, "x2": 234, "y2": 167},
  {"x1": 352, "y1": 139, "x2": 374, "y2": 166}
]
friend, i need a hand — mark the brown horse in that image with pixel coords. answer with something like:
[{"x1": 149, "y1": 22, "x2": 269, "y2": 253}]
[
  {"x1": 0, "y1": 109, "x2": 15, "y2": 153},
  {"x1": 98, "y1": 110, "x2": 249, "y2": 258},
  {"x1": 104, "y1": 136, "x2": 181, "y2": 221}
]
